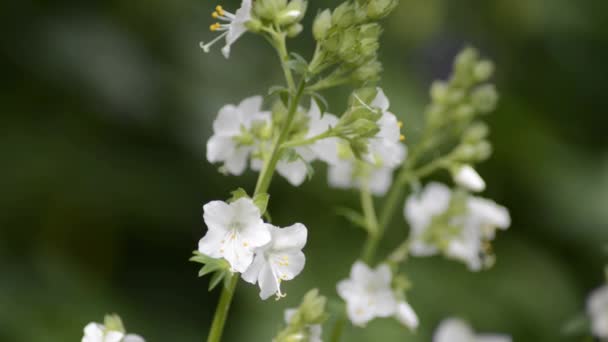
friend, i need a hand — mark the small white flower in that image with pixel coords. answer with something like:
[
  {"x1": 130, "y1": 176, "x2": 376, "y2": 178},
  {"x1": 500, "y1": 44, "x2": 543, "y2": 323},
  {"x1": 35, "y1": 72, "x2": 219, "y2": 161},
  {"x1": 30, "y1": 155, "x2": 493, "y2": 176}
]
[
  {"x1": 82, "y1": 323, "x2": 144, "y2": 342},
  {"x1": 433, "y1": 318, "x2": 511, "y2": 342},
  {"x1": 454, "y1": 165, "x2": 486, "y2": 192},
  {"x1": 284, "y1": 308, "x2": 322, "y2": 342},
  {"x1": 395, "y1": 301, "x2": 419, "y2": 330},
  {"x1": 327, "y1": 160, "x2": 397, "y2": 195},
  {"x1": 366, "y1": 88, "x2": 406, "y2": 169},
  {"x1": 198, "y1": 197, "x2": 271, "y2": 273},
  {"x1": 200, "y1": 2, "x2": 252, "y2": 58},
  {"x1": 587, "y1": 284, "x2": 608, "y2": 339},
  {"x1": 337, "y1": 261, "x2": 397, "y2": 327},
  {"x1": 207, "y1": 96, "x2": 270, "y2": 175},
  {"x1": 242, "y1": 223, "x2": 307, "y2": 299}
]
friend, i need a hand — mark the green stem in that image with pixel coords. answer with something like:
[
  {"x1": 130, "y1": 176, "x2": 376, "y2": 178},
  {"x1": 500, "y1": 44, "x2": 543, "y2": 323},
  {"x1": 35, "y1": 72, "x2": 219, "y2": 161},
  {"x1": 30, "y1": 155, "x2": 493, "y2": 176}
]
[
  {"x1": 281, "y1": 130, "x2": 335, "y2": 150},
  {"x1": 360, "y1": 186, "x2": 381, "y2": 264},
  {"x1": 329, "y1": 313, "x2": 347, "y2": 342},
  {"x1": 206, "y1": 275, "x2": 239, "y2": 342},
  {"x1": 274, "y1": 32, "x2": 295, "y2": 91}
]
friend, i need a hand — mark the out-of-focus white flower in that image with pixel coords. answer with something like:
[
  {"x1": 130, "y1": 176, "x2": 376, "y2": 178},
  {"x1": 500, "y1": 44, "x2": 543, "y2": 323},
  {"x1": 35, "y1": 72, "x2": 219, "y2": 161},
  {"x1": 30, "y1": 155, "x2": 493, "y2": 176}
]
[
  {"x1": 337, "y1": 261, "x2": 398, "y2": 326},
  {"x1": 198, "y1": 198, "x2": 271, "y2": 273},
  {"x1": 587, "y1": 284, "x2": 608, "y2": 339},
  {"x1": 259, "y1": 100, "x2": 339, "y2": 186},
  {"x1": 453, "y1": 165, "x2": 486, "y2": 192},
  {"x1": 433, "y1": 318, "x2": 511, "y2": 342},
  {"x1": 404, "y1": 182, "x2": 511, "y2": 271},
  {"x1": 82, "y1": 323, "x2": 145, "y2": 342},
  {"x1": 200, "y1": 1, "x2": 253, "y2": 58},
  {"x1": 207, "y1": 96, "x2": 270, "y2": 175},
  {"x1": 284, "y1": 309, "x2": 322, "y2": 342},
  {"x1": 326, "y1": 88, "x2": 406, "y2": 196},
  {"x1": 242, "y1": 223, "x2": 307, "y2": 299},
  {"x1": 395, "y1": 301, "x2": 419, "y2": 330}
]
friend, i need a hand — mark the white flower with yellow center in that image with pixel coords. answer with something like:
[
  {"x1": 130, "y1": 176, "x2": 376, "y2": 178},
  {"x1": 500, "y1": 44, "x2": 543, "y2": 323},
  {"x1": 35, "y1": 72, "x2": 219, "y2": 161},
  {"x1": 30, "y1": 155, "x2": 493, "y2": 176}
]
[
  {"x1": 207, "y1": 95, "x2": 270, "y2": 176},
  {"x1": 82, "y1": 323, "x2": 144, "y2": 342},
  {"x1": 433, "y1": 318, "x2": 511, "y2": 342},
  {"x1": 587, "y1": 284, "x2": 608, "y2": 339},
  {"x1": 242, "y1": 223, "x2": 307, "y2": 300},
  {"x1": 284, "y1": 308, "x2": 322, "y2": 342},
  {"x1": 336, "y1": 261, "x2": 398, "y2": 327},
  {"x1": 198, "y1": 197, "x2": 271, "y2": 273},
  {"x1": 200, "y1": 2, "x2": 252, "y2": 58}
]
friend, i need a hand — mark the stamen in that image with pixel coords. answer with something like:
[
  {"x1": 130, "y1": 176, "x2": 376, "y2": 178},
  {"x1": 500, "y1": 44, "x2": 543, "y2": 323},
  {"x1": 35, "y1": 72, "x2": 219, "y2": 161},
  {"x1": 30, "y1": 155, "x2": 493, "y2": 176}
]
[
  {"x1": 215, "y1": 5, "x2": 225, "y2": 16},
  {"x1": 397, "y1": 121, "x2": 403, "y2": 128},
  {"x1": 210, "y1": 22, "x2": 221, "y2": 31},
  {"x1": 400, "y1": 134, "x2": 405, "y2": 141},
  {"x1": 212, "y1": 11, "x2": 219, "y2": 19}
]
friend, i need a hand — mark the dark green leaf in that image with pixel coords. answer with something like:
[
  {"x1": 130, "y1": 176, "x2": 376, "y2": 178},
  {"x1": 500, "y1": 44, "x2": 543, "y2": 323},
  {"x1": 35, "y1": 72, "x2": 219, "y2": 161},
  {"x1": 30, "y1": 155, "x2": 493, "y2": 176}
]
[
  {"x1": 228, "y1": 188, "x2": 249, "y2": 203},
  {"x1": 208, "y1": 270, "x2": 226, "y2": 291}
]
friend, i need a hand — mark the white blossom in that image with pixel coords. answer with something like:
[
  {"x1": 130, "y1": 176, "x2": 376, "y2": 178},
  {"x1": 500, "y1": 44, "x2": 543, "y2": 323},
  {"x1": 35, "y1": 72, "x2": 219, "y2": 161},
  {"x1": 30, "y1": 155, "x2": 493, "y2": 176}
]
[
  {"x1": 337, "y1": 261, "x2": 398, "y2": 326},
  {"x1": 404, "y1": 182, "x2": 511, "y2": 271},
  {"x1": 198, "y1": 197, "x2": 271, "y2": 273},
  {"x1": 454, "y1": 165, "x2": 486, "y2": 192},
  {"x1": 206, "y1": 96, "x2": 270, "y2": 175},
  {"x1": 326, "y1": 88, "x2": 406, "y2": 196},
  {"x1": 433, "y1": 318, "x2": 511, "y2": 342},
  {"x1": 82, "y1": 323, "x2": 144, "y2": 342},
  {"x1": 587, "y1": 284, "x2": 608, "y2": 339},
  {"x1": 200, "y1": 2, "x2": 252, "y2": 58},
  {"x1": 284, "y1": 309, "x2": 322, "y2": 342},
  {"x1": 242, "y1": 223, "x2": 307, "y2": 299},
  {"x1": 395, "y1": 301, "x2": 419, "y2": 330}
]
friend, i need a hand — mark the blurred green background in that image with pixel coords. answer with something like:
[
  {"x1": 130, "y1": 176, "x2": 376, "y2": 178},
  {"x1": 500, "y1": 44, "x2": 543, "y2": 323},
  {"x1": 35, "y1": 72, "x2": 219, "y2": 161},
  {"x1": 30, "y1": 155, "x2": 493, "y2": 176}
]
[{"x1": 2, "y1": 0, "x2": 608, "y2": 341}]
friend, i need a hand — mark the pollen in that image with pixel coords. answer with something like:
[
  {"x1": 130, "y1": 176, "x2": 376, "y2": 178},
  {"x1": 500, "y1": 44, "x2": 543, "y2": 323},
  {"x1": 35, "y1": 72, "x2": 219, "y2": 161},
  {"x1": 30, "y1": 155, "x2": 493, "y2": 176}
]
[
  {"x1": 243, "y1": 242, "x2": 248, "y2": 247},
  {"x1": 397, "y1": 121, "x2": 403, "y2": 128},
  {"x1": 210, "y1": 23, "x2": 221, "y2": 31},
  {"x1": 212, "y1": 12, "x2": 219, "y2": 18},
  {"x1": 399, "y1": 134, "x2": 405, "y2": 141},
  {"x1": 215, "y1": 5, "x2": 225, "y2": 16}
]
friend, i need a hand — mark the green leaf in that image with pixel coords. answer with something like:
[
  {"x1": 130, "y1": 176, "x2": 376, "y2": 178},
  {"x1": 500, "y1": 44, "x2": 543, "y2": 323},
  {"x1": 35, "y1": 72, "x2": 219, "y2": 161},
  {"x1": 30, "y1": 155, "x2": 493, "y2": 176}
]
[
  {"x1": 208, "y1": 270, "x2": 226, "y2": 291},
  {"x1": 198, "y1": 262, "x2": 222, "y2": 277},
  {"x1": 189, "y1": 251, "x2": 214, "y2": 264},
  {"x1": 228, "y1": 188, "x2": 249, "y2": 203},
  {"x1": 305, "y1": 160, "x2": 315, "y2": 181},
  {"x1": 283, "y1": 148, "x2": 300, "y2": 162},
  {"x1": 310, "y1": 92, "x2": 329, "y2": 114},
  {"x1": 287, "y1": 52, "x2": 309, "y2": 76},
  {"x1": 335, "y1": 207, "x2": 367, "y2": 230},
  {"x1": 253, "y1": 193, "x2": 270, "y2": 215},
  {"x1": 268, "y1": 85, "x2": 289, "y2": 96}
]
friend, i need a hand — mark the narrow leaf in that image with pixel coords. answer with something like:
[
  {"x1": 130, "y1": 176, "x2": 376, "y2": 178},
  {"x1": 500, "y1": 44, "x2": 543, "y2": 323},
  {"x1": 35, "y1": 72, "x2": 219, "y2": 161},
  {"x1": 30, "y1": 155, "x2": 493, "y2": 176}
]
[
  {"x1": 208, "y1": 270, "x2": 226, "y2": 291},
  {"x1": 253, "y1": 193, "x2": 270, "y2": 215}
]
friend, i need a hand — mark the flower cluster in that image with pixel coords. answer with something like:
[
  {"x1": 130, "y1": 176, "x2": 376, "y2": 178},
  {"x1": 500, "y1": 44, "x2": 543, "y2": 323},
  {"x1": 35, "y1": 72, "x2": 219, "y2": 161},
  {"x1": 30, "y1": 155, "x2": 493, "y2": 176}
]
[
  {"x1": 337, "y1": 261, "x2": 418, "y2": 328},
  {"x1": 433, "y1": 318, "x2": 511, "y2": 342},
  {"x1": 274, "y1": 289, "x2": 327, "y2": 342},
  {"x1": 198, "y1": 196, "x2": 308, "y2": 299},
  {"x1": 405, "y1": 182, "x2": 511, "y2": 271},
  {"x1": 82, "y1": 315, "x2": 144, "y2": 342}
]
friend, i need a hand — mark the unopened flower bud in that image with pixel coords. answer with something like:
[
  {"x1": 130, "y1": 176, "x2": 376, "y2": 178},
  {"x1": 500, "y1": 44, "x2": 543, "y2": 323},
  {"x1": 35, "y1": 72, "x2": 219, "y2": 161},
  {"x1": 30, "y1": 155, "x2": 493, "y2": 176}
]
[
  {"x1": 471, "y1": 84, "x2": 498, "y2": 114},
  {"x1": 474, "y1": 60, "x2": 494, "y2": 81},
  {"x1": 452, "y1": 164, "x2": 486, "y2": 192},
  {"x1": 277, "y1": 0, "x2": 307, "y2": 26},
  {"x1": 463, "y1": 122, "x2": 489, "y2": 143},
  {"x1": 454, "y1": 104, "x2": 474, "y2": 120},
  {"x1": 367, "y1": 0, "x2": 398, "y2": 19},
  {"x1": 313, "y1": 9, "x2": 332, "y2": 40},
  {"x1": 454, "y1": 47, "x2": 479, "y2": 73},
  {"x1": 352, "y1": 59, "x2": 382, "y2": 82},
  {"x1": 286, "y1": 23, "x2": 303, "y2": 37},
  {"x1": 473, "y1": 140, "x2": 493, "y2": 160},
  {"x1": 103, "y1": 314, "x2": 125, "y2": 333},
  {"x1": 332, "y1": 2, "x2": 355, "y2": 28},
  {"x1": 254, "y1": 0, "x2": 288, "y2": 20},
  {"x1": 430, "y1": 81, "x2": 449, "y2": 103},
  {"x1": 245, "y1": 18, "x2": 263, "y2": 32}
]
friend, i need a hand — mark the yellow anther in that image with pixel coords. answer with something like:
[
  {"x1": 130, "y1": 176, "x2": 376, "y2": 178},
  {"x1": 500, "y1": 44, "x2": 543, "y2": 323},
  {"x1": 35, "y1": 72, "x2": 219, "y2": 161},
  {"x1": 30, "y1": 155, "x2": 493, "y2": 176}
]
[
  {"x1": 399, "y1": 134, "x2": 405, "y2": 141},
  {"x1": 215, "y1": 5, "x2": 224, "y2": 15},
  {"x1": 210, "y1": 23, "x2": 221, "y2": 31},
  {"x1": 397, "y1": 121, "x2": 403, "y2": 128},
  {"x1": 220, "y1": 248, "x2": 224, "y2": 253},
  {"x1": 212, "y1": 11, "x2": 219, "y2": 18},
  {"x1": 243, "y1": 242, "x2": 248, "y2": 247}
]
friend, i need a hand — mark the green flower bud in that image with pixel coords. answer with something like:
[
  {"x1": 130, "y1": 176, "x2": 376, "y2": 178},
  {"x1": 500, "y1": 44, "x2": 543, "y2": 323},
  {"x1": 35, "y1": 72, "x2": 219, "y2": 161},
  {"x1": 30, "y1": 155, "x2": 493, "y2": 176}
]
[
  {"x1": 454, "y1": 47, "x2": 479, "y2": 73},
  {"x1": 352, "y1": 59, "x2": 383, "y2": 82},
  {"x1": 471, "y1": 84, "x2": 498, "y2": 114},
  {"x1": 245, "y1": 18, "x2": 263, "y2": 33},
  {"x1": 474, "y1": 60, "x2": 494, "y2": 81},
  {"x1": 463, "y1": 122, "x2": 489, "y2": 143},
  {"x1": 286, "y1": 23, "x2": 303, "y2": 37},
  {"x1": 103, "y1": 314, "x2": 125, "y2": 333},
  {"x1": 300, "y1": 289, "x2": 327, "y2": 324},
  {"x1": 446, "y1": 88, "x2": 465, "y2": 105},
  {"x1": 454, "y1": 104, "x2": 475, "y2": 120},
  {"x1": 313, "y1": 9, "x2": 332, "y2": 40},
  {"x1": 367, "y1": 0, "x2": 398, "y2": 19},
  {"x1": 277, "y1": 0, "x2": 307, "y2": 26},
  {"x1": 430, "y1": 81, "x2": 449, "y2": 103},
  {"x1": 332, "y1": 2, "x2": 355, "y2": 28},
  {"x1": 254, "y1": 0, "x2": 288, "y2": 20},
  {"x1": 350, "y1": 138, "x2": 370, "y2": 159},
  {"x1": 337, "y1": 27, "x2": 360, "y2": 63},
  {"x1": 349, "y1": 119, "x2": 380, "y2": 138},
  {"x1": 350, "y1": 87, "x2": 378, "y2": 106},
  {"x1": 473, "y1": 140, "x2": 493, "y2": 160}
]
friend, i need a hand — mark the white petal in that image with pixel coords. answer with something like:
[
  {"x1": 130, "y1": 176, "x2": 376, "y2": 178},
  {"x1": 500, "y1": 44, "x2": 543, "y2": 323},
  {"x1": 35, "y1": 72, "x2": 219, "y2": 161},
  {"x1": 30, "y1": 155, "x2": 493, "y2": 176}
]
[
  {"x1": 258, "y1": 264, "x2": 279, "y2": 300},
  {"x1": 372, "y1": 290, "x2": 398, "y2": 317},
  {"x1": 587, "y1": 285, "x2": 608, "y2": 338},
  {"x1": 203, "y1": 201, "x2": 233, "y2": 232},
  {"x1": 231, "y1": 198, "x2": 263, "y2": 227},
  {"x1": 336, "y1": 279, "x2": 356, "y2": 302},
  {"x1": 206, "y1": 135, "x2": 236, "y2": 164},
  {"x1": 284, "y1": 308, "x2": 297, "y2": 324},
  {"x1": 313, "y1": 136, "x2": 340, "y2": 165},
  {"x1": 328, "y1": 162, "x2": 354, "y2": 190},
  {"x1": 376, "y1": 111, "x2": 401, "y2": 144},
  {"x1": 395, "y1": 301, "x2": 419, "y2": 329},
  {"x1": 433, "y1": 319, "x2": 475, "y2": 342},
  {"x1": 476, "y1": 335, "x2": 512, "y2": 342},
  {"x1": 198, "y1": 230, "x2": 226, "y2": 259},
  {"x1": 221, "y1": 45, "x2": 232, "y2": 59},
  {"x1": 222, "y1": 235, "x2": 254, "y2": 273},
  {"x1": 271, "y1": 250, "x2": 305, "y2": 281},
  {"x1": 454, "y1": 165, "x2": 486, "y2": 192},
  {"x1": 309, "y1": 324, "x2": 323, "y2": 342},
  {"x1": 223, "y1": 146, "x2": 250, "y2": 175},
  {"x1": 237, "y1": 95, "x2": 263, "y2": 127},
  {"x1": 241, "y1": 253, "x2": 265, "y2": 284},
  {"x1": 368, "y1": 167, "x2": 394, "y2": 196},
  {"x1": 345, "y1": 297, "x2": 375, "y2": 327},
  {"x1": 104, "y1": 331, "x2": 124, "y2": 342},
  {"x1": 82, "y1": 323, "x2": 104, "y2": 342},
  {"x1": 276, "y1": 159, "x2": 309, "y2": 186},
  {"x1": 350, "y1": 261, "x2": 374, "y2": 284},
  {"x1": 213, "y1": 105, "x2": 240, "y2": 134},
  {"x1": 467, "y1": 197, "x2": 511, "y2": 232},
  {"x1": 123, "y1": 334, "x2": 146, "y2": 342},
  {"x1": 270, "y1": 223, "x2": 307, "y2": 251},
  {"x1": 371, "y1": 87, "x2": 390, "y2": 112},
  {"x1": 239, "y1": 223, "x2": 271, "y2": 250},
  {"x1": 405, "y1": 182, "x2": 451, "y2": 236}
]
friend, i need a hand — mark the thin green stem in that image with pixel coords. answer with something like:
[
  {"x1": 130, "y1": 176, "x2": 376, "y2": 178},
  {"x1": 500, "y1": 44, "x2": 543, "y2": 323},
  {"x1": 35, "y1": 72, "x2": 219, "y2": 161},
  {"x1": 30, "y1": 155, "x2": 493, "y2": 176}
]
[
  {"x1": 360, "y1": 186, "x2": 381, "y2": 264},
  {"x1": 329, "y1": 313, "x2": 347, "y2": 342},
  {"x1": 274, "y1": 32, "x2": 295, "y2": 91},
  {"x1": 206, "y1": 275, "x2": 239, "y2": 342},
  {"x1": 281, "y1": 130, "x2": 335, "y2": 150}
]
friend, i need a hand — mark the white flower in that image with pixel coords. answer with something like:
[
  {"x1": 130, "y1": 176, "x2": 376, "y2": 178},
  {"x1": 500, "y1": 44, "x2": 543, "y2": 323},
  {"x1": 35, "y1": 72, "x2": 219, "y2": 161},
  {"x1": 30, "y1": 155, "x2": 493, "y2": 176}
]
[
  {"x1": 433, "y1": 318, "x2": 511, "y2": 342},
  {"x1": 587, "y1": 284, "x2": 608, "y2": 338},
  {"x1": 198, "y1": 197, "x2": 271, "y2": 273},
  {"x1": 404, "y1": 182, "x2": 511, "y2": 271},
  {"x1": 454, "y1": 165, "x2": 486, "y2": 192},
  {"x1": 337, "y1": 261, "x2": 397, "y2": 327},
  {"x1": 275, "y1": 100, "x2": 340, "y2": 186},
  {"x1": 82, "y1": 323, "x2": 145, "y2": 342},
  {"x1": 326, "y1": 88, "x2": 406, "y2": 196},
  {"x1": 206, "y1": 96, "x2": 270, "y2": 175},
  {"x1": 284, "y1": 309, "x2": 322, "y2": 342},
  {"x1": 242, "y1": 223, "x2": 307, "y2": 299},
  {"x1": 395, "y1": 301, "x2": 419, "y2": 330},
  {"x1": 200, "y1": 2, "x2": 252, "y2": 58}
]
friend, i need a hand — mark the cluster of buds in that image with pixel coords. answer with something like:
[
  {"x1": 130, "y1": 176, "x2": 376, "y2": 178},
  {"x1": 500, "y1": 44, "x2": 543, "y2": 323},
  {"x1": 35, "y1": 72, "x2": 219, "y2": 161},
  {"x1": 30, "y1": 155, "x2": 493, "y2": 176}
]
[
  {"x1": 251, "y1": 0, "x2": 308, "y2": 37},
  {"x1": 273, "y1": 289, "x2": 327, "y2": 342}
]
